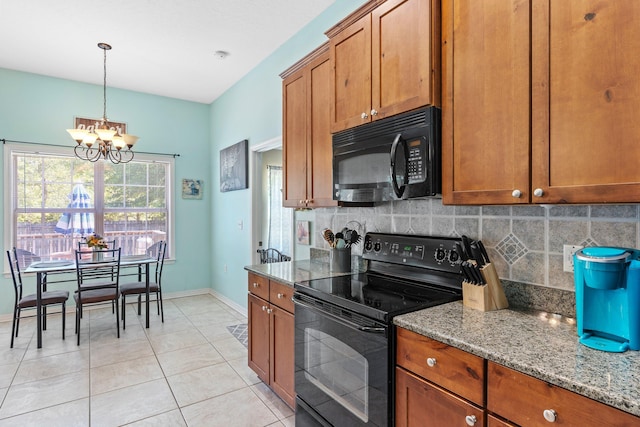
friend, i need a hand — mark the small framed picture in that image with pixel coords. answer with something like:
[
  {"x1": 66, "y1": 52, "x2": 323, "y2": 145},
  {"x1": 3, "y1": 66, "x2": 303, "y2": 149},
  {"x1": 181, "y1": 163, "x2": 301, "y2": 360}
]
[
  {"x1": 296, "y1": 220, "x2": 310, "y2": 245},
  {"x1": 220, "y1": 139, "x2": 248, "y2": 192},
  {"x1": 182, "y1": 179, "x2": 203, "y2": 199}
]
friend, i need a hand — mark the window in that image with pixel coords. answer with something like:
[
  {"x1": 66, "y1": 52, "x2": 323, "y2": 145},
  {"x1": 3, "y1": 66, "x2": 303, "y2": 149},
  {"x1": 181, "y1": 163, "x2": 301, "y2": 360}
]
[{"x1": 4, "y1": 144, "x2": 174, "y2": 259}]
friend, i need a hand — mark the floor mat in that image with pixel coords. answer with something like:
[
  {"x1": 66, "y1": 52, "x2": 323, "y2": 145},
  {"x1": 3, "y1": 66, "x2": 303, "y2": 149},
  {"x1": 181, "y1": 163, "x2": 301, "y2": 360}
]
[{"x1": 227, "y1": 323, "x2": 248, "y2": 348}]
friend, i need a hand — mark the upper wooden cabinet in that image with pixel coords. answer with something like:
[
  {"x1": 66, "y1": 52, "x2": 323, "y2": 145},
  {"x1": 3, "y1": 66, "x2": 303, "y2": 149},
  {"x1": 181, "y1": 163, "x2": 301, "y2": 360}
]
[
  {"x1": 327, "y1": 0, "x2": 441, "y2": 133},
  {"x1": 281, "y1": 43, "x2": 337, "y2": 208},
  {"x1": 443, "y1": 0, "x2": 640, "y2": 205}
]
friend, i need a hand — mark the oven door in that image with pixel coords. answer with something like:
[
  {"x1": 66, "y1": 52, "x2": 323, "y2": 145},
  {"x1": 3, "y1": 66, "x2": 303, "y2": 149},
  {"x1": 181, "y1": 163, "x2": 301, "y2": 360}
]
[{"x1": 293, "y1": 293, "x2": 389, "y2": 427}]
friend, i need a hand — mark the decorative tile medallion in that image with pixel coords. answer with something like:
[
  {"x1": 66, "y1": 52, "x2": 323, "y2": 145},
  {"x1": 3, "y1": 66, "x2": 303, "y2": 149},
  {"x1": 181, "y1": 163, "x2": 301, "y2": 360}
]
[{"x1": 496, "y1": 234, "x2": 528, "y2": 265}]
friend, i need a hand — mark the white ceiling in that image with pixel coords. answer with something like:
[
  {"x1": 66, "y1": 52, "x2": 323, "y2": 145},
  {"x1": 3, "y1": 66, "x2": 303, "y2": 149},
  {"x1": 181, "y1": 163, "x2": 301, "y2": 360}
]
[{"x1": 0, "y1": 0, "x2": 336, "y2": 104}]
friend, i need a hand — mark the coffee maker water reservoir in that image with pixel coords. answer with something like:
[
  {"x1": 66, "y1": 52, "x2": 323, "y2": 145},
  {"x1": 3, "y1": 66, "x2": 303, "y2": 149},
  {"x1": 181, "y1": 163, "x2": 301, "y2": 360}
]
[{"x1": 574, "y1": 247, "x2": 640, "y2": 352}]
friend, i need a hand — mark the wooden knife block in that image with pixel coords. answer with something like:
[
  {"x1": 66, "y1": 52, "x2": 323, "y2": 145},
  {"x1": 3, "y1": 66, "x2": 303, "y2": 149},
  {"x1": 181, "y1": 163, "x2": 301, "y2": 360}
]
[{"x1": 462, "y1": 263, "x2": 509, "y2": 312}]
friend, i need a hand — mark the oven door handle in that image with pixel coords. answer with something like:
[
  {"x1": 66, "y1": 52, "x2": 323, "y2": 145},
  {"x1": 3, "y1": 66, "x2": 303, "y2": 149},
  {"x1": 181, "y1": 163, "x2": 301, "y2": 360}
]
[{"x1": 292, "y1": 294, "x2": 387, "y2": 334}]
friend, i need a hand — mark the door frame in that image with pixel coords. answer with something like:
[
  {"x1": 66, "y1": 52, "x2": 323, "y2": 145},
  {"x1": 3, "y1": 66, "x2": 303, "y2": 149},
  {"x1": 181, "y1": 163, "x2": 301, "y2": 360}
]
[{"x1": 249, "y1": 136, "x2": 293, "y2": 264}]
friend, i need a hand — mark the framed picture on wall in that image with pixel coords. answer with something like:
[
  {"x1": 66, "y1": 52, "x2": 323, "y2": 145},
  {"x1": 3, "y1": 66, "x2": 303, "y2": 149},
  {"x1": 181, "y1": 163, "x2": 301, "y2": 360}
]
[
  {"x1": 296, "y1": 220, "x2": 310, "y2": 245},
  {"x1": 220, "y1": 139, "x2": 248, "y2": 192},
  {"x1": 182, "y1": 179, "x2": 203, "y2": 199}
]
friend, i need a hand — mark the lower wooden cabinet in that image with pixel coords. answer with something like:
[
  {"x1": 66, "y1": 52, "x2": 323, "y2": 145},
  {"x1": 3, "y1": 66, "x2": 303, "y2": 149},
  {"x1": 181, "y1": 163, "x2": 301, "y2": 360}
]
[
  {"x1": 396, "y1": 367, "x2": 484, "y2": 427},
  {"x1": 247, "y1": 274, "x2": 295, "y2": 408},
  {"x1": 488, "y1": 362, "x2": 640, "y2": 427},
  {"x1": 487, "y1": 414, "x2": 516, "y2": 427}
]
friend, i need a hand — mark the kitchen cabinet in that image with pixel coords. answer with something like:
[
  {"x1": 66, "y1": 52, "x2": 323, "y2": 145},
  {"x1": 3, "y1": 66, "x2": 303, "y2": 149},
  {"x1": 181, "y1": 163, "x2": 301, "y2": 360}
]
[
  {"x1": 326, "y1": 0, "x2": 440, "y2": 133},
  {"x1": 396, "y1": 327, "x2": 485, "y2": 426},
  {"x1": 488, "y1": 362, "x2": 640, "y2": 427},
  {"x1": 487, "y1": 415, "x2": 516, "y2": 427},
  {"x1": 281, "y1": 43, "x2": 336, "y2": 208},
  {"x1": 442, "y1": 0, "x2": 640, "y2": 205},
  {"x1": 247, "y1": 273, "x2": 295, "y2": 408}
]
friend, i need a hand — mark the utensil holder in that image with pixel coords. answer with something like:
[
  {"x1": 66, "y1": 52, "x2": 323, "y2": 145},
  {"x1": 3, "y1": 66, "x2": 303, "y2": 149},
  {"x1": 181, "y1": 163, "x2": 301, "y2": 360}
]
[
  {"x1": 330, "y1": 248, "x2": 351, "y2": 273},
  {"x1": 462, "y1": 263, "x2": 508, "y2": 312}
]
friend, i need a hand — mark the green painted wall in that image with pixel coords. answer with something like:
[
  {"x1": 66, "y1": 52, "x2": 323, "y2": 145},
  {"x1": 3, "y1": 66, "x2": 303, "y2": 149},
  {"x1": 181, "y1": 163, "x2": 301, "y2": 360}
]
[
  {"x1": 208, "y1": 0, "x2": 367, "y2": 308},
  {"x1": 0, "y1": 68, "x2": 211, "y2": 315}
]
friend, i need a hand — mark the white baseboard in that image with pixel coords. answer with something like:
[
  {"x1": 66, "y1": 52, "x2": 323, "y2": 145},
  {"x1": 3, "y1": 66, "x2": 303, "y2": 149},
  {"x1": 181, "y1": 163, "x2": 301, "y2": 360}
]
[{"x1": 0, "y1": 288, "x2": 247, "y2": 323}]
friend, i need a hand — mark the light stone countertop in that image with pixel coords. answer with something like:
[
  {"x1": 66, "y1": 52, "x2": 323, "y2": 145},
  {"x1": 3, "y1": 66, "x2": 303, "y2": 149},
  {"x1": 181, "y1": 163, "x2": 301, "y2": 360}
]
[
  {"x1": 244, "y1": 260, "x2": 352, "y2": 287},
  {"x1": 394, "y1": 302, "x2": 640, "y2": 417}
]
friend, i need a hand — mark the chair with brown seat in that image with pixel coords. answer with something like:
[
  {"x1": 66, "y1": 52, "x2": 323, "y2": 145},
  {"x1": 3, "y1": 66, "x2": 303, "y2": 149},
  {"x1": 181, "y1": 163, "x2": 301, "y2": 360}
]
[
  {"x1": 120, "y1": 240, "x2": 166, "y2": 329},
  {"x1": 6, "y1": 248, "x2": 69, "y2": 348},
  {"x1": 74, "y1": 247, "x2": 121, "y2": 345}
]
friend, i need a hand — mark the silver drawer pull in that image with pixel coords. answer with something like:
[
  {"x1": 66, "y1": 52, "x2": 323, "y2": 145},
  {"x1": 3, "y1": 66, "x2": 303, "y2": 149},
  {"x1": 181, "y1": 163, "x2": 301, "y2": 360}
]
[
  {"x1": 277, "y1": 293, "x2": 285, "y2": 299},
  {"x1": 465, "y1": 415, "x2": 477, "y2": 426},
  {"x1": 426, "y1": 357, "x2": 437, "y2": 367},
  {"x1": 543, "y1": 409, "x2": 557, "y2": 422},
  {"x1": 252, "y1": 282, "x2": 258, "y2": 288},
  {"x1": 261, "y1": 305, "x2": 267, "y2": 311}
]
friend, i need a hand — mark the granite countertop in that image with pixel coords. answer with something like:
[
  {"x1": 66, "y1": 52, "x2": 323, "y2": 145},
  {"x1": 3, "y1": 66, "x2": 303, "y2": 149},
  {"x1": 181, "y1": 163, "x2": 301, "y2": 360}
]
[
  {"x1": 394, "y1": 302, "x2": 640, "y2": 417},
  {"x1": 244, "y1": 260, "x2": 351, "y2": 287}
]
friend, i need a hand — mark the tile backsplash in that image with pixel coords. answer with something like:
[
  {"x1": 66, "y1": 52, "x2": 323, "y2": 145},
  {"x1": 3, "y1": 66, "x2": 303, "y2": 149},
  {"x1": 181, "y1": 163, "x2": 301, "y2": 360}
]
[{"x1": 311, "y1": 200, "x2": 639, "y2": 292}]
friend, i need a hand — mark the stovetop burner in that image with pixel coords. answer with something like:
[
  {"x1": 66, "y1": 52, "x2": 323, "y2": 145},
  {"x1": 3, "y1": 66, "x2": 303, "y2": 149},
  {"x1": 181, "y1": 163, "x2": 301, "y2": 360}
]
[{"x1": 294, "y1": 233, "x2": 465, "y2": 323}]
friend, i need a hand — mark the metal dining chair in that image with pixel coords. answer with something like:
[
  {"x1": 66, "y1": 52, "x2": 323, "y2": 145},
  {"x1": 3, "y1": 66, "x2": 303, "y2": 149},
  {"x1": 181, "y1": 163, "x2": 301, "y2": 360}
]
[
  {"x1": 74, "y1": 247, "x2": 121, "y2": 345},
  {"x1": 6, "y1": 248, "x2": 69, "y2": 348},
  {"x1": 120, "y1": 241, "x2": 166, "y2": 329},
  {"x1": 257, "y1": 248, "x2": 291, "y2": 264}
]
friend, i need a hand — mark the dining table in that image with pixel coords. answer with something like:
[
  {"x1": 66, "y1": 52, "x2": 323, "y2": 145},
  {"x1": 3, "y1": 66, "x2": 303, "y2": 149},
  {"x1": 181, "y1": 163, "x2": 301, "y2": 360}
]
[{"x1": 24, "y1": 254, "x2": 157, "y2": 348}]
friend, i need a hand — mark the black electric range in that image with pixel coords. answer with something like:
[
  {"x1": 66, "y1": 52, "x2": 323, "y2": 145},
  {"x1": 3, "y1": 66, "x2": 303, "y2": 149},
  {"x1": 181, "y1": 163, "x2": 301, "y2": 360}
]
[{"x1": 293, "y1": 232, "x2": 465, "y2": 427}]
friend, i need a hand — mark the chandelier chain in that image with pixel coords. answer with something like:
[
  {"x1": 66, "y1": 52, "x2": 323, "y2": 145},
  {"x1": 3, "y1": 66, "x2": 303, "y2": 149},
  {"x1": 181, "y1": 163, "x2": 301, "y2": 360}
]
[{"x1": 103, "y1": 45, "x2": 107, "y2": 121}]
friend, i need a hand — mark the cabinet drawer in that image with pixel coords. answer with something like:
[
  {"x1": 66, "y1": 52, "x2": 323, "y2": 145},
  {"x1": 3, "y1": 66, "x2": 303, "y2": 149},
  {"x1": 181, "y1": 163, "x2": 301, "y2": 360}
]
[
  {"x1": 248, "y1": 273, "x2": 269, "y2": 300},
  {"x1": 269, "y1": 280, "x2": 294, "y2": 313},
  {"x1": 396, "y1": 327, "x2": 484, "y2": 405},
  {"x1": 396, "y1": 367, "x2": 484, "y2": 427},
  {"x1": 488, "y1": 362, "x2": 640, "y2": 427}
]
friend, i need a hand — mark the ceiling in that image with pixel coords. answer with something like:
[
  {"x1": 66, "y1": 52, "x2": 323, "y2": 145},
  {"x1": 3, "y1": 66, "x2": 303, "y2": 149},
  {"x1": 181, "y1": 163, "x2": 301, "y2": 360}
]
[{"x1": 0, "y1": 0, "x2": 336, "y2": 104}]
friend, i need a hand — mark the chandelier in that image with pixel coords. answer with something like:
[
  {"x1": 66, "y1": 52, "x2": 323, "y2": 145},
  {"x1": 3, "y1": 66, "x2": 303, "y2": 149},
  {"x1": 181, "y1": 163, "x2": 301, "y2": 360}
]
[{"x1": 66, "y1": 43, "x2": 139, "y2": 164}]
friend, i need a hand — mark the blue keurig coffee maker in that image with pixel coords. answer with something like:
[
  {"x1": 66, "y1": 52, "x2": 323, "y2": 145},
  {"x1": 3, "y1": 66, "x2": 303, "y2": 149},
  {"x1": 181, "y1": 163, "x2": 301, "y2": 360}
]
[{"x1": 574, "y1": 247, "x2": 640, "y2": 352}]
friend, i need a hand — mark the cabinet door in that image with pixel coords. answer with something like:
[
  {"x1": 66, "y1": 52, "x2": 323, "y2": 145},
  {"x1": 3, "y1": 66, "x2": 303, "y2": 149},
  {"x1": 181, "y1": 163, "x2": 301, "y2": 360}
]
[
  {"x1": 532, "y1": 0, "x2": 640, "y2": 203},
  {"x1": 283, "y1": 68, "x2": 308, "y2": 208},
  {"x1": 487, "y1": 414, "x2": 516, "y2": 427},
  {"x1": 330, "y1": 14, "x2": 372, "y2": 132},
  {"x1": 248, "y1": 293, "x2": 270, "y2": 384},
  {"x1": 269, "y1": 305, "x2": 295, "y2": 408},
  {"x1": 396, "y1": 367, "x2": 485, "y2": 427},
  {"x1": 307, "y1": 51, "x2": 337, "y2": 207},
  {"x1": 442, "y1": 0, "x2": 531, "y2": 205},
  {"x1": 372, "y1": 0, "x2": 438, "y2": 120}
]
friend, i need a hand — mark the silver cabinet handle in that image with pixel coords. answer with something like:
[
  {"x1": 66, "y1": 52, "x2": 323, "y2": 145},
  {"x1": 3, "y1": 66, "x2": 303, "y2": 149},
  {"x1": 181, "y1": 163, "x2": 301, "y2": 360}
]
[
  {"x1": 426, "y1": 357, "x2": 437, "y2": 367},
  {"x1": 543, "y1": 409, "x2": 557, "y2": 422},
  {"x1": 261, "y1": 305, "x2": 267, "y2": 311},
  {"x1": 371, "y1": 109, "x2": 378, "y2": 116},
  {"x1": 534, "y1": 188, "x2": 544, "y2": 197},
  {"x1": 277, "y1": 293, "x2": 285, "y2": 299},
  {"x1": 266, "y1": 308, "x2": 273, "y2": 314},
  {"x1": 512, "y1": 189, "x2": 522, "y2": 198},
  {"x1": 361, "y1": 112, "x2": 368, "y2": 119},
  {"x1": 465, "y1": 415, "x2": 477, "y2": 426},
  {"x1": 252, "y1": 282, "x2": 258, "y2": 288}
]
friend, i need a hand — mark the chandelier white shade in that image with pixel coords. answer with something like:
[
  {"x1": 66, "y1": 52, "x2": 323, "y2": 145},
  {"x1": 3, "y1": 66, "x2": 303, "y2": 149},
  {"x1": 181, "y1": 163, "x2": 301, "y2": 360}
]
[{"x1": 66, "y1": 43, "x2": 139, "y2": 164}]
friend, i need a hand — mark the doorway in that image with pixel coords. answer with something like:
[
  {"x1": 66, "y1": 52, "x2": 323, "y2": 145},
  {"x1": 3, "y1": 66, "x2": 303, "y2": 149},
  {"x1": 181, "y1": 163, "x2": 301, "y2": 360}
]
[{"x1": 249, "y1": 137, "x2": 294, "y2": 264}]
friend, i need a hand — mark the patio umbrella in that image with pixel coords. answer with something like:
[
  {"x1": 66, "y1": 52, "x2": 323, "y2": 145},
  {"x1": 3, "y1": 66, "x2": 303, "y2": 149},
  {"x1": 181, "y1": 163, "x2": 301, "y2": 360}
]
[{"x1": 54, "y1": 183, "x2": 95, "y2": 236}]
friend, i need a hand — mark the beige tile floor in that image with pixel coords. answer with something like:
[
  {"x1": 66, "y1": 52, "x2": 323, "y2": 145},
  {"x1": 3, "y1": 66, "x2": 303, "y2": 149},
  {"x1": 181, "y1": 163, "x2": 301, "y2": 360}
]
[{"x1": 0, "y1": 294, "x2": 294, "y2": 427}]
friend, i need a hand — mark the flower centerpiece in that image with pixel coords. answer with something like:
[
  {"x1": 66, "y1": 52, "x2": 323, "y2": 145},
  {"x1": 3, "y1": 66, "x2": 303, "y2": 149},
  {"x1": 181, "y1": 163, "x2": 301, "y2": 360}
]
[
  {"x1": 85, "y1": 233, "x2": 108, "y2": 249},
  {"x1": 84, "y1": 233, "x2": 108, "y2": 261}
]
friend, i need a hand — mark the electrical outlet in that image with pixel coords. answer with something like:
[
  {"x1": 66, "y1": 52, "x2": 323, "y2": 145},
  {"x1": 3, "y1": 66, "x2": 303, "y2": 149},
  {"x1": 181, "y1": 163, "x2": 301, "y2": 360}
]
[
  {"x1": 563, "y1": 245, "x2": 583, "y2": 272},
  {"x1": 224, "y1": 264, "x2": 228, "y2": 273}
]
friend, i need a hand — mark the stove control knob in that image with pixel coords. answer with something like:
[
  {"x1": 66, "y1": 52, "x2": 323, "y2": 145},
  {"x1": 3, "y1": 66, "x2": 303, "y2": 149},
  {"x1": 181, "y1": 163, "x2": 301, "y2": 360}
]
[
  {"x1": 364, "y1": 239, "x2": 373, "y2": 252},
  {"x1": 373, "y1": 242, "x2": 382, "y2": 252},
  {"x1": 435, "y1": 248, "x2": 446, "y2": 262},
  {"x1": 449, "y1": 250, "x2": 459, "y2": 263},
  {"x1": 426, "y1": 357, "x2": 437, "y2": 367}
]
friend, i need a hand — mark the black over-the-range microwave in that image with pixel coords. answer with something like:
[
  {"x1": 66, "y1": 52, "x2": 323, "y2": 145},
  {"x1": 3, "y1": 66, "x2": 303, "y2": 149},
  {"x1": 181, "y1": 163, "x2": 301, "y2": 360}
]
[{"x1": 332, "y1": 106, "x2": 441, "y2": 203}]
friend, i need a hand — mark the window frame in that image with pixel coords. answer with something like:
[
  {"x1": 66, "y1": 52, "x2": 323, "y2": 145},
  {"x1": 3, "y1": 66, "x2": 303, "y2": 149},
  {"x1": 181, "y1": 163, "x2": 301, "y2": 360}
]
[{"x1": 3, "y1": 143, "x2": 175, "y2": 264}]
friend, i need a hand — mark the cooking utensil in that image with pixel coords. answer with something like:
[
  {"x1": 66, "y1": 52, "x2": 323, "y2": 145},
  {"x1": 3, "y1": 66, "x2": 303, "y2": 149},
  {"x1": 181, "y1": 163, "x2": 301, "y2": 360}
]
[
  {"x1": 322, "y1": 228, "x2": 335, "y2": 248},
  {"x1": 344, "y1": 229, "x2": 361, "y2": 247}
]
